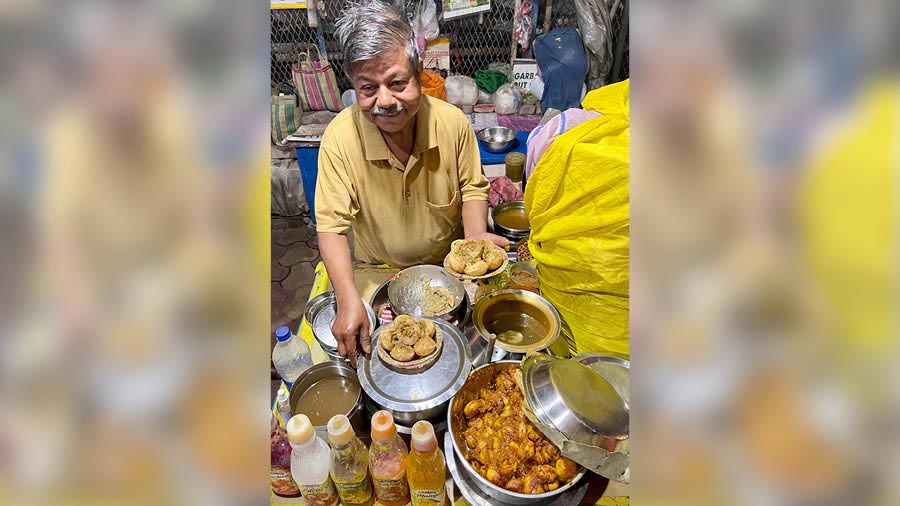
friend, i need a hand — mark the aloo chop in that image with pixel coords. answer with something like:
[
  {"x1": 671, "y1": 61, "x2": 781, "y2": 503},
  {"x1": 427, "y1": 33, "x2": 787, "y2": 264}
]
[
  {"x1": 444, "y1": 239, "x2": 508, "y2": 279},
  {"x1": 377, "y1": 315, "x2": 444, "y2": 371}
]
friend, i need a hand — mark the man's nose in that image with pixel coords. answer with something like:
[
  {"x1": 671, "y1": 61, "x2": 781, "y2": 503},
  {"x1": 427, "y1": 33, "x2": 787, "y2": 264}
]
[{"x1": 375, "y1": 85, "x2": 396, "y2": 109}]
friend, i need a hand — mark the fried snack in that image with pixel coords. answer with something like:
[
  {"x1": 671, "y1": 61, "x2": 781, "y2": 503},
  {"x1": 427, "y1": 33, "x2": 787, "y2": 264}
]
[
  {"x1": 389, "y1": 343, "x2": 415, "y2": 362},
  {"x1": 458, "y1": 240, "x2": 485, "y2": 261},
  {"x1": 413, "y1": 335, "x2": 437, "y2": 356},
  {"x1": 393, "y1": 315, "x2": 422, "y2": 346},
  {"x1": 461, "y1": 367, "x2": 574, "y2": 494},
  {"x1": 447, "y1": 251, "x2": 467, "y2": 273},
  {"x1": 417, "y1": 318, "x2": 436, "y2": 339},
  {"x1": 380, "y1": 326, "x2": 398, "y2": 352},
  {"x1": 483, "y1": 246, "x2": 506, "y2": 271},
  {"x1": 464, "y1": 259, "x2": 489, "y2": 276},
  {"x1": 394, "y1": 315, "x2": 416, "y2": 327}
]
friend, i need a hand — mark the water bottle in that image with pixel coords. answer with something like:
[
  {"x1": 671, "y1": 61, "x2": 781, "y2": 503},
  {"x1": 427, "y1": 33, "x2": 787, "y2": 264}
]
[{"x1": 272, "y1": 326, "x2": 313, "y2": 385}]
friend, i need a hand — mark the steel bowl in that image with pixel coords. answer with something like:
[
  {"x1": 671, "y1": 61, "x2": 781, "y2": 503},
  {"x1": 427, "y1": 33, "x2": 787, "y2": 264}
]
[
  {"x1": 522, "y1": 354, "x2": 629, "y2": 448},
  {"x1": 447, "y1": 361, "x2": 587, "y2": 504},
  {"x1": 472, "y1": 289, "x2": 561, "y2": 354},
  {"x1": 305, "y1": 292, "x2": 377, "y2": 362},
  {"x1": 289, "y1": 361, "x2": 366, "y2": 441},
  {"x1": 370, "y1": 277, "x2": 470, "y2": 330},
  {"x1": 477, "y1": 126, "x2": 517, "y2": 153},
  {"x1": 491, "y1": 200, "x2": 530, "y2": 242},
  {"x1": 388, "y1": 265, "x2": 465, "y2": 320}
]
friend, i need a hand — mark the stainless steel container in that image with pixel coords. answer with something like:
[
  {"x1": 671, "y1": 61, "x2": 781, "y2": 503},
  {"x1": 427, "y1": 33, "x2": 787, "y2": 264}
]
[
  {"x1": 388, "y1": 265, "x2": 466, "y2": 321},
  {"x1": 357, "y1": 319, "x2": 471, "y2": 426},
  {"x1": 305, "y1": 291, "x2": 377, "y2": 362},
  {"x1": 289, "y1": 361, "x2": 366, "y2": 441},
  {"x1": 471, "y1": 289, "x2": 561, "y2": 354},
  {"x1": 477, "y1": 126, "x2": 516, "y2": 153},
  {"x1": 370, "y1": 277, "x2": 470, "y2": 330},
  {"x1": 491, "y1": 200, "x2": 530, "y2": 244},
  {"x1": 447, "y1": 361, "x2": 587, "y2": 504}
]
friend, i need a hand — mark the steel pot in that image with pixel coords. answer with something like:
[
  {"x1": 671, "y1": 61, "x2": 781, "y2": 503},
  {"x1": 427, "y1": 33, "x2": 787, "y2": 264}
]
[
  {"x1": 357, "y1": 319, "x2": 471, "y2": 427},
  {"x1": 447, "y1": 361, "x2": 587, "y2": 504},
  {"x1": 289, "y1": 361, "x2": 367, "y2": 441},
  {"x1": 471, "y1": 289, "x2": 561, "y2": 354},
  {"x1": 305, "y1": 292, "x2": 377, "y2": 362},
  {"x1": 491, "y1": 200, "x2": 530, "y2": 244}
]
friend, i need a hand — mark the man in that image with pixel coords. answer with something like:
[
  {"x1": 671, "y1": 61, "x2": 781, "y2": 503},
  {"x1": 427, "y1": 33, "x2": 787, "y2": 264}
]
[{"x1": 316, "y1": 0, "x2": 507, "y2": 365}]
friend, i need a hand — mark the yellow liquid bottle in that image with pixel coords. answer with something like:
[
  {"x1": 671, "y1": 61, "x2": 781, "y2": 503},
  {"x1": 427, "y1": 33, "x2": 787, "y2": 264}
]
[
  {"x1": 407, "y1": 421, "x2": 446, "y2": 506},
  {"x1": 327, "y1": 415, "x2": 374, "y2": 506}
]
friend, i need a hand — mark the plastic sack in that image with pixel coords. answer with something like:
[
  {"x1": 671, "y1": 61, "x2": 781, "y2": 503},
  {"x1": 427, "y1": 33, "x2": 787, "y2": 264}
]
[
  {"x1": 421, "y1": 70, "x2": 446, "y2": 101},
  {"x1": 575, "y1": 0, "x2": 614, "y2": 89},
  {"x1": 534, "y1": 28, "x2": 588, "y2": 112},
  {"x1": 493, "y1": 83, "x2": 522, "y2": 114},
  {"x1": 524, "y1": 80, "x2": 629, "y2": 357},
  {"x1": 411, "y1": 0, "x2": 439, "y2": 52},
  {"x1": 444, "y1": 75, "x2": 478, "y2": 106},
  {"x1": 477, "y1": 89, "x2": 492, "y2": 104}
]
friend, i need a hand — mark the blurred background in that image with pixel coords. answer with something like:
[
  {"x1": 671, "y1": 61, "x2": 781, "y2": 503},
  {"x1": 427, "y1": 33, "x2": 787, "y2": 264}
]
[
  {"x1": 0, "y1": 1, "x2": 270, "y2": 505},
  {"x1": 631, "y1": 1, "x2": 898, "y2": 505}
]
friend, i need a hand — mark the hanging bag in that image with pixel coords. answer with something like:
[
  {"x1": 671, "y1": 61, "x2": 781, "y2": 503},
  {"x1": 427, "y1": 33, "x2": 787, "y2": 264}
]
[
  {"x1": 291, "y1": 43, "x2": 343, "y2": 112},
  {"x1": 271, "y1": 94, "x2": 301, "y2": 146}
]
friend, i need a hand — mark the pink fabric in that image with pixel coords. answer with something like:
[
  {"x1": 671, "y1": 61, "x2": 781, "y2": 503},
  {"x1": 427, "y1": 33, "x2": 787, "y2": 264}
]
[
  {"x1": 497, "y1": 114, "x2": 542, "y2": 132},
  {"x1": 525, "y1": 108, "x2": 601, "y2": 179},
  {"x1": 488, "y1": 176, "x2": 524, "y2": 208}
]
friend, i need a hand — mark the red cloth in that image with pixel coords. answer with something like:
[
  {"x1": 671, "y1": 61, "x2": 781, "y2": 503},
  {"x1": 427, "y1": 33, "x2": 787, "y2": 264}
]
[{"x1": 488, "y1": 176, "x2": 524, "y2": 208}]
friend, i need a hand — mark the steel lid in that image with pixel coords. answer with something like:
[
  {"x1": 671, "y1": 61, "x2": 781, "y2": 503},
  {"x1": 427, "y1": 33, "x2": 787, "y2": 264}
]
[
  {"x1": 522, "y1": 354, "x2": 629, "y2": 439},
  {"x1": 358, "y1": 318, "x2": 471, "y2": 414},
  {"x1": 305, "y1": 292, "x2": 377, "y2": 351}
]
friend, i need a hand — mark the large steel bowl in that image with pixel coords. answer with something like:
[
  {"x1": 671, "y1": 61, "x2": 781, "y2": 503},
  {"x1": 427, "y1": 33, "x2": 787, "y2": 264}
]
[
  {"x1": 447, "y1": 361, "x2": 587, "y2": 504},
  {"x1": 388, "y1": 265, "x2": 465, "y2": 320},
  {"x1": 491, "y1": 200, "x2": 530, "y2": 243},
  {"x1": 477, "y1": 126, "x2": 517, "y2": 153},
  {"x1": 472, "y1": 289, "x2": 561, "y2": 354},
  {"x1": 289, "y1": 361, "x2": 366, "y2": 441}
]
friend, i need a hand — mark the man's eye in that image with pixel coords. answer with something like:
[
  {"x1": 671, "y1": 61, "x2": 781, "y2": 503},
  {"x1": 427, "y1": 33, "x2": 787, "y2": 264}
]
[
  {"x1": 391, "y1": 81, "x2": 407, "y2": 88},
  {"x1": 360, "y1": 85, "x2": 375, "y2": 92}
]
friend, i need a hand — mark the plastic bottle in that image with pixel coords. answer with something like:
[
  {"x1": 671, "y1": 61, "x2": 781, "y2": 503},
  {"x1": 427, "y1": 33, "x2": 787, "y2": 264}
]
[
  {"x1": 275, "y1": 389, "x2": 292, "y2": 428},
  {"x1": 287, "y1": 415, "x2": 339, "y2": 506},
  {"x1": 327, "y1": 414, "x2": 374, "y2": 506},
  {"x1": 407, "y1": 420, "x2": 447, "y2": 506},
  {"x1": 271, "y1": 415, "x2": 300, "y2": 497},
  {"x1": 272, "y1": 325, "x2": 313, "y2": 386},
  {"x1": 368, "y1": 411, "x2": 410, "y2": 506}
]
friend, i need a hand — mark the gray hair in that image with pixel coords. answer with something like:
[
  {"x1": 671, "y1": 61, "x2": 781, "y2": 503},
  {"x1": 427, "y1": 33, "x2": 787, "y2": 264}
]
[{"x1": 334, "y1": 0, "x2": 420, "y2": 78}]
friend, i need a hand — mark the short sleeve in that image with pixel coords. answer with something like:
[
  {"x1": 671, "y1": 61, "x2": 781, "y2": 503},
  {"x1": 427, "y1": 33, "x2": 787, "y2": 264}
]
[
  {"x1": 456, "y1": 121, "x2": 490, "y2": 202},
  {"x1": 314, "y1": 135, "x2": 357, "y2": 234}
]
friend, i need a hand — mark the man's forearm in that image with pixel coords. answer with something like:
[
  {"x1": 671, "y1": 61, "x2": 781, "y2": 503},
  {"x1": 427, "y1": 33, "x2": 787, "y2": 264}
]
[
  {"x1": 461, "y1": 199, "x2": 489, "y2": 238},
  {"x1": 318, "y1": 232, "x2": 359, "y2": 303}
]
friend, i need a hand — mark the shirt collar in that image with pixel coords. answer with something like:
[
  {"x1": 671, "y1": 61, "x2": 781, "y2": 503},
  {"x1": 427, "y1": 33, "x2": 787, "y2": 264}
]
[{"x1": 358, "y1": 95, "x2": 439, "y2": 162}]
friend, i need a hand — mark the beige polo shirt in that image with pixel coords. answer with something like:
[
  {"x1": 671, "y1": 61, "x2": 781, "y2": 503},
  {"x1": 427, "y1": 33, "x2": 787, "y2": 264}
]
[{"x1": 315, "y1": 95, "x2": 490, "y2": 268}]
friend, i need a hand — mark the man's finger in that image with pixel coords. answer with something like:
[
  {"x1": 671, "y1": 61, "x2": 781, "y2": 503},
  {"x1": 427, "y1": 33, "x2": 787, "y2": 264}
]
[
  {"x1": 348, "y1": 347, "x2": 358, "y2": 368},
  {"x1": 360, "y1": 321, "x2": 371, "y2": 354}
]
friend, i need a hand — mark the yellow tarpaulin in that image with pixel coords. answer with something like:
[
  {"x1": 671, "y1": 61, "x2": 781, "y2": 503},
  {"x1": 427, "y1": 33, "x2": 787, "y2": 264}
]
[{"x1": 525, "y1": 80, "x2": 630, "y2": 358}]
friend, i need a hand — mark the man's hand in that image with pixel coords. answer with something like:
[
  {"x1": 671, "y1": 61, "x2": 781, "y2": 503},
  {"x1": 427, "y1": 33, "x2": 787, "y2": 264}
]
[
  {"x1": 331, "y1": 297, "x2": 371, "y2": 368},
  {"x1": 466, "y1": 232, "x2": 510, "y2": 248}
]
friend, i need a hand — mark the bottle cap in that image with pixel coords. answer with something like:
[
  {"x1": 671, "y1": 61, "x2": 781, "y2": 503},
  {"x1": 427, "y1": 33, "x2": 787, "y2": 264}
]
[
  {"x1": 286, "y1": 414, "x2": 314, "y2": 445},
  {"x1": 327, "y1": 414, "x2": 353, "y2": 446},
  {"x1": 411, "y1": 420, "x2": 436, "y2": 452},
  {"x1": 276, "y1": 389, "x2": 289, "y2": 403},
  {"x1": 370, "y1": 410, "x2": 397, "y2": 442},
  {"x1": 275, "y1": 326, "x2": 292, "y2": 342}
]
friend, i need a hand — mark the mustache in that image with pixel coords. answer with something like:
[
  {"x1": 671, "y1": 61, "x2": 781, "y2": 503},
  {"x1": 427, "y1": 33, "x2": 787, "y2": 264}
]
[{"x1": 371, "y1": 103, "x2": 406, "y2": 116}]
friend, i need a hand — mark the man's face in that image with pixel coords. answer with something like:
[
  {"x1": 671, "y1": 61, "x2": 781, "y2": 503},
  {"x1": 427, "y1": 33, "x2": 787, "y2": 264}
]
[{"x1": 352, "y1": 45, "x2": 421, "y2": 134}]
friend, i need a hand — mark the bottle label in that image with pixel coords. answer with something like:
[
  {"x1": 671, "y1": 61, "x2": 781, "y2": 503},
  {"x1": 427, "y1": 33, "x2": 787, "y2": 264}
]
[
  {"x1": 373, "y1": 476, "x2": 410, "y2": 503},
  {"x1": 270, "y1": 466, "x2": 300, "y2": 497},
  {"x1": 411, "y1": 488, "x2": 446, "y2": 506},
  {"x1": 334, "y1": 476, "x2": 373, "y2": 506},
  {"x1": 297, "y1": 475, "x2": 339, "y2": 506}
]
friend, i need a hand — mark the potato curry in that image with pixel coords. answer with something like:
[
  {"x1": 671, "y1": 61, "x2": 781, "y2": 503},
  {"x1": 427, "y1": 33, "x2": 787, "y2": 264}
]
[{"x1": 461, "y1": 367, "x2": 579, "y2": 494}]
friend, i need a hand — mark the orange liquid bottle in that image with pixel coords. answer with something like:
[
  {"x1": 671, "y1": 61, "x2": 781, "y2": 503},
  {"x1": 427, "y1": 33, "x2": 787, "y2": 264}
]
[{"x1": 368, "y1": 411, "x2": 410, "y2": 506}]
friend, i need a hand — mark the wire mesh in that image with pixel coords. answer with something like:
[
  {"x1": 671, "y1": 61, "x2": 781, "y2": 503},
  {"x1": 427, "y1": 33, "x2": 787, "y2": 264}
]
[{"x1": 271, "y1": 0, "x2": 628, "y2": 93}]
